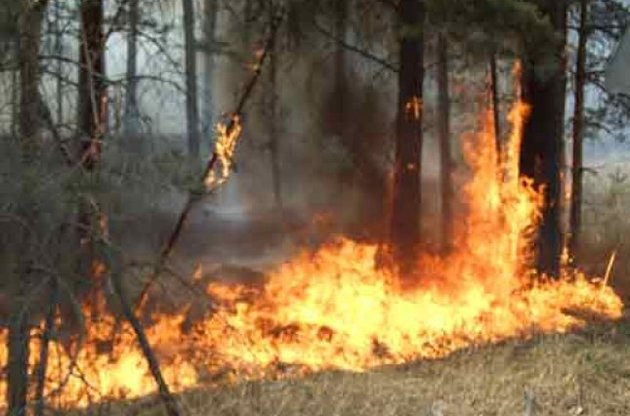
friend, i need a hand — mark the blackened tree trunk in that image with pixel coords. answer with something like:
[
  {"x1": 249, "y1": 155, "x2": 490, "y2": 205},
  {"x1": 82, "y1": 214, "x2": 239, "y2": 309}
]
[
  {"x1": 519, "y1": 0, "x2": 567, "y2": 277},
  {"x1": 182, "y1": 0, "x2": 200, "y2": 160},
  {"x1": 569, "y1": 0, "x2": 588, "y2": 262},
  {"x1": 390, "y1": 0, "x2": 424, "y2": 274},
  {"x1": 78, "y1": 0, "x2": 106, "y2": 168},
  {"x1": 77, "y1": 0, "x2": 106, "y2": 312},
  {"x1": 123, "y1": 0, "x2": 141, "y2": 136},
  {"x1": 7, "y1": 2, "x2": 48, "y2": 415},
  {"x1": 437, "y1": 33, "x2": 452, "y2": 253}
]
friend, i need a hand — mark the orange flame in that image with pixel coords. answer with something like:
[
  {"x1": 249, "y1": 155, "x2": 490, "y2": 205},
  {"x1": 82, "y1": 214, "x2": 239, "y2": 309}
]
[
  {"x1": 204, "y1": 116, "x2": 242, "y2": 191},
  {"x1": 0, "y1": 95, "x2": 623, "y2": 409}
]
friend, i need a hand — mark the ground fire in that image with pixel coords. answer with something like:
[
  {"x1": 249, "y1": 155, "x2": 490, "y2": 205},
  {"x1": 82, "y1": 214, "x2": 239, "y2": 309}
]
[{"x1": 0, "y1": 96, "x2": 623, "y2": 410}]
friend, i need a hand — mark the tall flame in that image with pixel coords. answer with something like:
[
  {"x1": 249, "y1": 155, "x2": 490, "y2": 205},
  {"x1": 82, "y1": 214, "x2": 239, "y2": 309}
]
[{"x1": 0, "y1": 96, "x2": 623, "y2": 409}]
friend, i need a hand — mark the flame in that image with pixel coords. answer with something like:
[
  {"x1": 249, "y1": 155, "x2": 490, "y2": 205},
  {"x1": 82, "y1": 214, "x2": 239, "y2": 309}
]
[
  {"x1": 204, "y1": 116, "x2": 242, "y2": 191},
  {"x1": 0, "y1": 96, "x2": 624, "y2": 409},
  {"x1": 405, "y1": 96, "x2": 423, "y2": 120}
]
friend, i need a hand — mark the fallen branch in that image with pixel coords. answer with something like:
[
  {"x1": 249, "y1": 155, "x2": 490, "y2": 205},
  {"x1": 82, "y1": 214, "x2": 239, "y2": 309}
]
[
  {"x1": 110, "y1": 255, "x2": 181, "y2": 416},
  {"x1": 134, "y1": 9, "x2": 284, "y2": 312}
]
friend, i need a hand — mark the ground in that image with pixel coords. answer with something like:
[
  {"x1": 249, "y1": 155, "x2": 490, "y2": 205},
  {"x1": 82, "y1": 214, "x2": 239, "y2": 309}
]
[{"x1": 80, "y1": 318, "x2": 630, "y2": 416}]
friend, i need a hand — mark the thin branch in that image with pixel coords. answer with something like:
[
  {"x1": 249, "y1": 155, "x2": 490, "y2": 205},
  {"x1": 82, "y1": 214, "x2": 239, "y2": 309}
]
[
  {"x1": 134, "y1": 9, "x2": 285, "y2": 312},
  {"x1": 313, "y1": 20, "x2": 398, "y2": 73}
]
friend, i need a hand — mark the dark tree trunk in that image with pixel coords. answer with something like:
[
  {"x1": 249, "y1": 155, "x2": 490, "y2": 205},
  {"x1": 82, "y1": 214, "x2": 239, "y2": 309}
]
[
  {"x1": 390, "y1": 0, "x2": 424, "y2": 274},
  {"x1": 569, "y1": 0, "x2": 588, "y2": 262},
  {"x1": 77, "y1": 0, "x2": 107, "y2": 315},
  {"x1": 7, "y1": 3, "x2": 48, "y2": 415},
  {"x1": 78, "y1": 0, "x2": 106, "y2": 168},
  {"x1": 437, "y1": 34, "x2": 452, "y2": 253},
  {"x1": 182, "y1": 0, "x2": 200, "y2": 160},
  {"x1": 123, "y1": 0, "x2": 141, "y2": 136},
  {"x1": 519, "y1": 0, "x2": 567, "y2": 277},
  {"x1": 33, "y1": 277, "x2": 59, "y2": 416}
]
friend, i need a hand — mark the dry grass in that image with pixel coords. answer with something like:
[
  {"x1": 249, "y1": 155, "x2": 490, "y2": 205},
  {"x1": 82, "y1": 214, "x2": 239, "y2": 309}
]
[{"x1": 87, "y1": 319, "x2": 630, "y2": 416}]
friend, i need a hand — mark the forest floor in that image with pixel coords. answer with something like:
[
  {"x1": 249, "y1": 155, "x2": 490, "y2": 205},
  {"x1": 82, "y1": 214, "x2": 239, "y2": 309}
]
[{"x1": 85, "y1": 317, "x2": 630, "y2": 416}]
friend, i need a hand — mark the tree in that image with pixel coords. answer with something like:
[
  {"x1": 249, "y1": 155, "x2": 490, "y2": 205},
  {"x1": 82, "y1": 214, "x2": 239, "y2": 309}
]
[
  {"x1": 123, "y1": 0, "x2": 141, "y2": 136},
  {"x1": 78, "y1": 0, "x2": 106, "y2": 168},
  {"x1": 182, "y1": 0, "x2": 200, "y2": 160},
  {"x1": 519, "y1": 0, "x2": 567, "y2": 277},
  {"x1": 569, "y1": 0, "x2": 588, "y2": 262},
  {"x1": 76, "y1": 0, "x2": 108, "y2": 317},
  {"x1": 390, "y1": 0, "x2": 425, "y2": 274},
  {"x1": 7, "y1": 2, "x2": 48, "y2": 415}
]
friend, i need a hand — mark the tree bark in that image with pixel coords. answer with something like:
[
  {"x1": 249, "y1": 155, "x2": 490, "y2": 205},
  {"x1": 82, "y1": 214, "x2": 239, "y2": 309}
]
[
  {"x1": 77, "y1": 0, "x2": 107, "y2": 312},
  {"x1": 437, "y1": 33, "x2": 452, "y2": 253},
  {"x1": 182, "y1": 0, "x2": 200, "y2": 160},
  {"x1": 390, "y1": 0, "x2": 424, "y2": 275},
  {"x1": 569, "y1": 0, "x2": 588, "y2": 262},
  {"x1": 519, "y1": 0, "x2": 567, "y2": 277},
  {"x1": 123, "y1": 0, "x2": 141, "y2": 136},
  {"x1": 78, "y1": 0, "x2": 106, "y2": 168},
  {"x1": 7, "y1": 2, "x2": 48, "y2": 415}
]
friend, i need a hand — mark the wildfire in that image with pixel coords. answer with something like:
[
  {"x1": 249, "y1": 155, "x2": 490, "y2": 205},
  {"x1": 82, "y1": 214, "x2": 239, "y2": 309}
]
[
  {"x1": 204, "y1": 115, "x2": 243, "y2": 191},
  {"x1": 0, "y1": 98, "x2": 624, "y2": 409}
]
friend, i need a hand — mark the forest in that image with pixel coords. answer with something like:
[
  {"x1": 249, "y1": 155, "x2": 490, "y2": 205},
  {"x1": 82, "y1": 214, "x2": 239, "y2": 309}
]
[{"x1": 1, "y1": 0, "x2": 630, "y2": 414}]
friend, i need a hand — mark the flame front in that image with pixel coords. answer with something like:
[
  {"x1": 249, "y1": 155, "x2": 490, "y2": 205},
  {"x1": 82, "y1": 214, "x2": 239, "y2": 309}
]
[{"x1": 0, "y1": 98, "x2": 623, "y2": 409}]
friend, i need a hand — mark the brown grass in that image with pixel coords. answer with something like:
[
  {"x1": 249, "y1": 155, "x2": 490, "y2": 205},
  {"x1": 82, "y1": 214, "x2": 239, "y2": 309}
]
[{"x1": 87, "y1": 319, "x2": 630, "y2": 416}]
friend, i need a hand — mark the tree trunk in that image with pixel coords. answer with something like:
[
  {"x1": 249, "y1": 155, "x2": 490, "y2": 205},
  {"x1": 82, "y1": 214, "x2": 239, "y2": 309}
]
[
  {"x1": 78, "y1": 0, "x2": 106, "y2": 168},
  {"x1": 7, "y1": 3, "x2": 48, "y2": 415},
  {"x1": 390, "y1": 0, "x2": 424, "y2": 275},
  {"x1": 202, "y1": 0, "x2": 218, "y2": 134},
  {"x1": 437, "y1": 34, "x2": 452, "y2": 253},
  {"x1": 77, "y1": 0, "x2": 107, "y2": 314},
  {"x1": 33, "y1": 277, "x2": 59, "y2": 416},
  {"x1": 123, "y1": 0, "x2": 141, "y2": 136},
  {"x1": 182, "y1": 0, "x2": 200, "y2": 160},
  {"x1": 519, "y1": 0, "x2": 567, "y2": 277},
  {"x1": 569, "y1": 0, "x2": 588, "y2": 262},
  {"x1": 52, "y1": 0, "x2": 64, "y2": 126}
]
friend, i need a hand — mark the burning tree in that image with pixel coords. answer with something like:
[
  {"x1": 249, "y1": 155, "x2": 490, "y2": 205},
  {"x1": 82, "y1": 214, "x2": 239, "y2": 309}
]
[{"x1": 0, "y1": 0, "x2": 628, "y2": 414}]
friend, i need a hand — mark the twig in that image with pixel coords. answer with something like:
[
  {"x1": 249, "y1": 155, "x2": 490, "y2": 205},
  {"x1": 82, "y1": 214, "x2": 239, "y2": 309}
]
[
  {"x1": 134, "y1": 9, "x2": 285, "y2": 312},
  {"x1": 313, "y1": 20, "x2": 398, "y2": 73},
  {"x1": 603, "y1": 249, "x2": 617, "y2": 287}
]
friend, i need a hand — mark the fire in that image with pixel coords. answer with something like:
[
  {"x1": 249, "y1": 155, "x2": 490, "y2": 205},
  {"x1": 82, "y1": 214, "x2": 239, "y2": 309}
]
[
  {"x1": 0, "y1": 98, "x2": 624, "y2": 409},
  {"x1": 204, "y1": 115, "x2": 242, "y2": 191}
]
